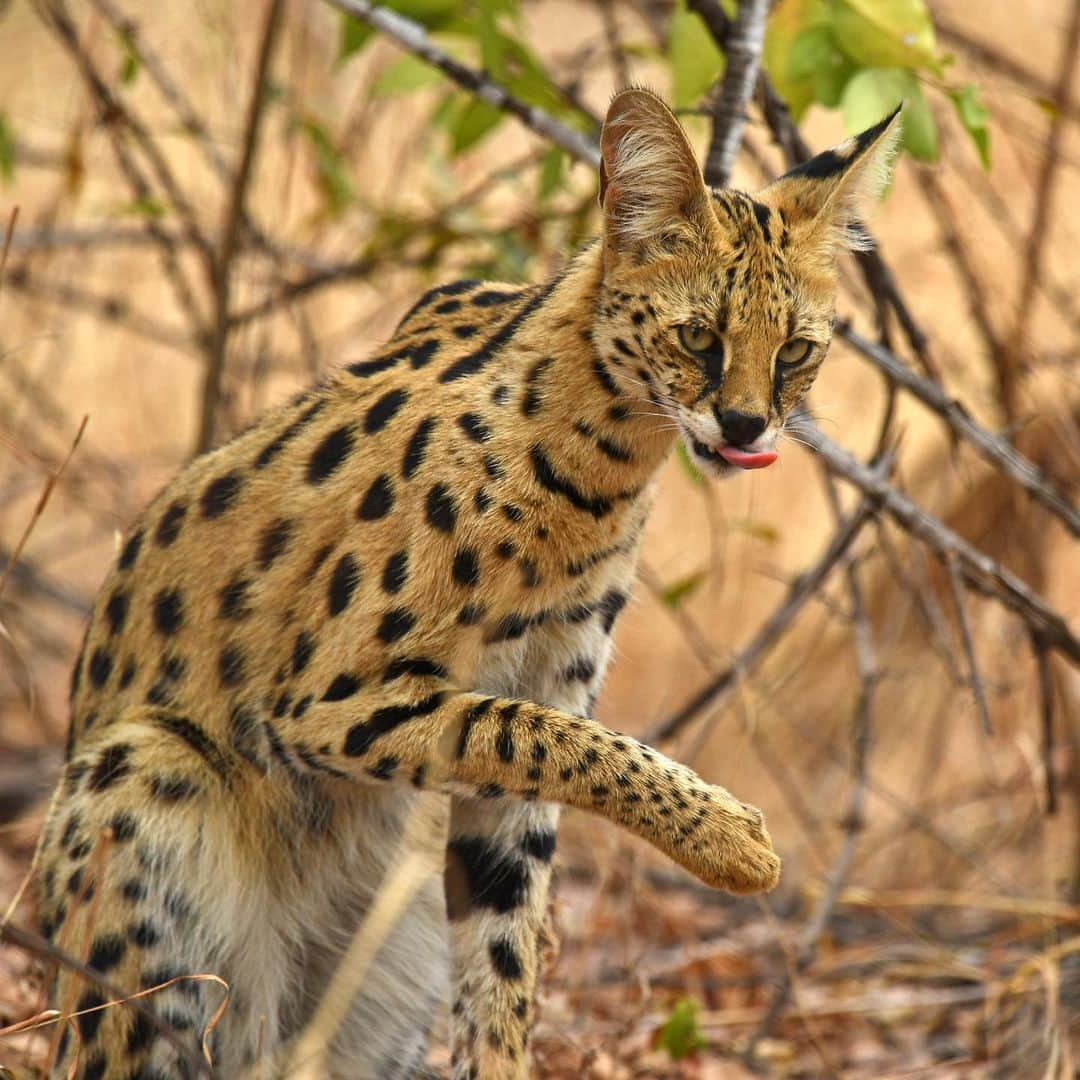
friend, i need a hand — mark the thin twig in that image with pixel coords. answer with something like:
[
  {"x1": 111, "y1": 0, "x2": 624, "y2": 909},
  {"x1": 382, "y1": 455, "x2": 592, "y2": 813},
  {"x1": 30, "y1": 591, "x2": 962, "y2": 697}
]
[
  {"x1": 1029, "y1": 630, "x2": 1057, "y2": 814},
  {"x1": 0, "y1": 922, "x2": 213, "y2": 1078},
  {"x1": 1003, "y1": 0, "x2": 1080, "y2": 421},
  {"x1": 796, "y1": 416, "x2": 1079, "y2": 663},
  {"x1": 196, "y1": 0, "x2": 286, "y2": 454},
  {"x1": 649, "y1": 483, "x2": 885, "y2": 745},
  {"x1": 838, "y1": 325, "x2": 1079, "y2": 536},
  {"x1": 702, "y1": 0, "x2": 768, "y2": 188},
  {"x1": 944, "y1": 553, "x2": 994, "y2": 735},
  {"x1": 0, "y1": 416, "x2": 87, "y2": 602},
  {"x1": 744, "y1": 470, "x2": 881, "y2": 1064},
  {"x1": 321, "y1": 0, "x2": 601, "y2": 167},
  {"x1": 33, "y1": 0, "x2": 209, "y2": 339}
]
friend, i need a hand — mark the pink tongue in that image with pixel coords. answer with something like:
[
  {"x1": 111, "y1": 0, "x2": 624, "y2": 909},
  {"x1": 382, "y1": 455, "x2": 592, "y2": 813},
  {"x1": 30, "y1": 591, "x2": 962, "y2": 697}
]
[{"x1": 717, "y1": 446, "x2": 779, "y2": 470}]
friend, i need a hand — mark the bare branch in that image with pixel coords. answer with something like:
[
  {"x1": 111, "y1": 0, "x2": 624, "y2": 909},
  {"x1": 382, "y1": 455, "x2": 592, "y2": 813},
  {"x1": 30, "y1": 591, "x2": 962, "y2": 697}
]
[
  {"x1": 0, "y1": 922, "x2": 212, "y2": 1079},
  {"x1": 33, "y1": 0, "x2": 209, "y2": 338},
  {"x1": 839, "y1": 325, "x2": 1079, "y2": 536},
  {"x1": 701, "y1": 0, "x2": 768, "y2": 188},
  {"x1": 321, "y1": 0, "x2": 601, "y2": 168},
  {"x1": 196, "y1": 0, "x2": 286, "y2": 455},
  {"x1": 1004, "y1": 0, "x2": 1080, "y2": 420},
  {"x1": 944, "y1": 554, "x2": 994, "y2": 735},
  {"x1": 1030, "y1": 630, "x2": 1058, "y2": 814},
  {"x1": 797, "y1": 416, "x2": 1080, "y2": 663},
  {"x1": 648, "y1": 483, "x2": 885, "y2": 745}
]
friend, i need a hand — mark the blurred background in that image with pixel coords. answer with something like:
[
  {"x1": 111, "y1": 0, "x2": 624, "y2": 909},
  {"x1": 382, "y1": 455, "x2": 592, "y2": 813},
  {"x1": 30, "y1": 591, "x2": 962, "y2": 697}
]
[{"x1": 0, "y1": 0, "x2": 1077, "y2": 1075}]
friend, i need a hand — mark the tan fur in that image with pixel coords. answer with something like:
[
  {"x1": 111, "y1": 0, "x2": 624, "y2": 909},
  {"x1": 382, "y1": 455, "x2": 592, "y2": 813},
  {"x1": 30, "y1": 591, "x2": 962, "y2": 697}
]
[{"x1": 34, "y1": 90, "x2": 897, "y2": 1079}]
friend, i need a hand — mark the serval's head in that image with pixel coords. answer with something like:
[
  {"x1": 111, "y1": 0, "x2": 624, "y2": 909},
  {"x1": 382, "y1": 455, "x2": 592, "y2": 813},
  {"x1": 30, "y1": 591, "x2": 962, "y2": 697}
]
[{"x1": 592, "y1": 88, "x2": 900, "y2": 474}]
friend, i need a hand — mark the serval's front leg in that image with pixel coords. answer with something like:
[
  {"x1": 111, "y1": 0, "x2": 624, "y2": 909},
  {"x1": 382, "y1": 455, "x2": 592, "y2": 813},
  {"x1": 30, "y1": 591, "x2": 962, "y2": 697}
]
[{"x1": 444, "y1": 797, "x2": 558, "y2": 1080}]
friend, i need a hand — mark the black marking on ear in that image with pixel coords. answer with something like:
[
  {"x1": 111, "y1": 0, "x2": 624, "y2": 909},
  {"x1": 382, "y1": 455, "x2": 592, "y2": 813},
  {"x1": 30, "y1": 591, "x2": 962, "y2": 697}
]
[{"x1": 439, "y1": 282, "x2": 555, "y2": 382}]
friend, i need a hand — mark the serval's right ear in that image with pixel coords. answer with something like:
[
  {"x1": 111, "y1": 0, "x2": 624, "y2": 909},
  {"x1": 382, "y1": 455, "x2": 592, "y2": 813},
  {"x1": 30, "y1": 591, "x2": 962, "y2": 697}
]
[{"x1": 599, "y1": 88, "x2": 712, "y2": 263}]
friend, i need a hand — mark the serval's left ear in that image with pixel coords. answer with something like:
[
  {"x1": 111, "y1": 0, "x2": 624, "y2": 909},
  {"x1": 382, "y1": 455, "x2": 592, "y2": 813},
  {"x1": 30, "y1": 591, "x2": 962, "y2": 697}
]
[
  {"x1": 599, "y1": 87, "x2": 712, "y2": 262},
  {"x1": 759, "y1": 107, "x2": 902, "y2": 251}
]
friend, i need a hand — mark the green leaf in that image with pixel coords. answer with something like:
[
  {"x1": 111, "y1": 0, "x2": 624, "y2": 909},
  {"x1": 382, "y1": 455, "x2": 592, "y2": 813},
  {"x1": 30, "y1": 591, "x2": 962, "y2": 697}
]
[
  {"x1": 0, "y1": 113, "x2": 15, "y2": 185},
  {"x1": 538, "y1": 146, "x2": 565, "y2": 201},
  {"x1": 948, "y1": 83, "x2": 991, "y2": 170},
  {"x1": 117, "y1": 195, "x2": 167, "y2": 219},
  {"x1": 338, "y1": 14, "x2": 374, "y2": 63},
  {"x1": 786, "y1": 25, "x2": 854, "y2": 108},
  {"x1": 763, "y1": 0, "x2": 831, "y2": 118},
  {"x1": 446, "y1": 97, "x2": 503, "y2": 155},
  {"x1": 675, "y1": 441, "x2": 705, "y2": 486},
  {"x1": 668, "y1": 0, "x2": 725, "y2": 109},
  {"x1": 842, "y1": 67, "x2": 937, "y2": 161},
  {"x1": 115, "y1": 25, "x2": 140, "y2": 85},
  {"x1": 654, "y1": 998, "x2": 708, "y2": 1061},
  {"x1": 298, "y1": 117, "x2": 355, "y2": 215},
  {"x1": 831, "y1": 0, "x2": 941, "y2": 74},
  {"x1": 660, "y1": 571, "x2": 707, "y2": 610},
  {"x1": 372, "y1": 54, "x2": 443, "y2": 95}
]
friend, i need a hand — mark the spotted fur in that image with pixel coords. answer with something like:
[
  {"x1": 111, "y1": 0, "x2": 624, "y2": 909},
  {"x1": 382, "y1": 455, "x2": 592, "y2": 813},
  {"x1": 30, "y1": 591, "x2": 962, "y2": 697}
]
[{"x1": 35, "y1": 89, "x2": 898, "y2": 1078}]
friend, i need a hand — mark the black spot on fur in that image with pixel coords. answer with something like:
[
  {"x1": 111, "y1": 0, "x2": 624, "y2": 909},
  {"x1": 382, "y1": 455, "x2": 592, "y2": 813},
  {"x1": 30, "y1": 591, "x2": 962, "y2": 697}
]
[
  {"x1": 458, "y1": 413, "x2": 491, "y2": 442},
  {"x1": 447, "y1": 836, "x2": 528, "y2": 913},
  {"x1": 358, "y1": 474, "x2": 394, "y2": 520},
  {"x1": 439, "y1": 283, "x2": 554, "y2": 382},
  {"x1": 452, "y1": 547, "x2": 480, "y2": 587},
  {"x1": 307, "y1": 425, "x2": 356, "y2": 483},
  {"x1": 118, "y1": 529, "x2": 144, "y2": 570},
  {"x1": 88, "y1": 934, "x2": 127, "y2": 973},
  {"x1": 156, "y1": 501, "x2": 187, "y2": 547},
  {"x1": 89, "y1": 743, "x2": 133, "y2": 792},
  {"x1": 522, "y1": 829, "x2": 556, "y2": 862},
  {"x1": 153, "y1": 589, "x2": 183, "y2": 636},
  {"x1": 218, "y1": 645, "x2": 246, "y2": 688},
  {"x1": 328, "y1": 552, "x2": 361, "y2": 616},
  {"x1": 403, "y1": 416, "x2": 438, "y2": 478},
  {"x1": 293, "y1": 630, "x2": 316, "y2": 674},
  {"x1": 219, "y1": 575, "x2": 253, "y2": 619},
  {"x1": 323, "y1": 673, "x2": 362, "y2": 701},
  {"x1": 256, "y1": 517, "x2": 293, "y2": 569},
  {"x1": 365, "y1": 388, "x2": 409, "y2": 434},
  {"x1": 530, "y1": 445, "x2": 612, "y2": 517},
  {"x1": 426, "y1": 483, "x2": 457, "y2": 533},
  {"x1": 201, "y1": 472, "x2": 243, "y2": 518},
  {"x1": 88, "y1": 648, "x2": 113, "y2": 689},
  {"x1": 489, "y1": 937, "x2": 523, "y2": 979},
  {"x1": 378, "y1": 607, "x2": 416, "y2": 643},
  {"x1": 254, "y1": 398, "x2": 326, "y2": 468},
  {"x1": 382, "y1": 551, "x2": 408, "y2": 594},
  {"x1": 343, "y1": 692, "x2": 444, "y2": 756}
]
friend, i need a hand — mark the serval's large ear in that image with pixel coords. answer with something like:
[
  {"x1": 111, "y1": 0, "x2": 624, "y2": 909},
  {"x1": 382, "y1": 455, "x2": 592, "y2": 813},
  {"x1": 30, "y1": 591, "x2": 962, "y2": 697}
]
[
  {"x1": 759, "y1": 108, "x2": 902, "y2": 252},
  {"x1": 599, "y1": 88, "x2": 712, "y2": 261}
]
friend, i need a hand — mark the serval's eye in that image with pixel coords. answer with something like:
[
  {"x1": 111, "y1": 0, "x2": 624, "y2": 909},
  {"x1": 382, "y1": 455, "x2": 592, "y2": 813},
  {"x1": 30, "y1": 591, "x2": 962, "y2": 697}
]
[
  {"x1": 777, "y1": 338, "x2": 813, "y2": 366},
  {"x1": 678, "y1": 323, "x2": 719, "y2": 354}
]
